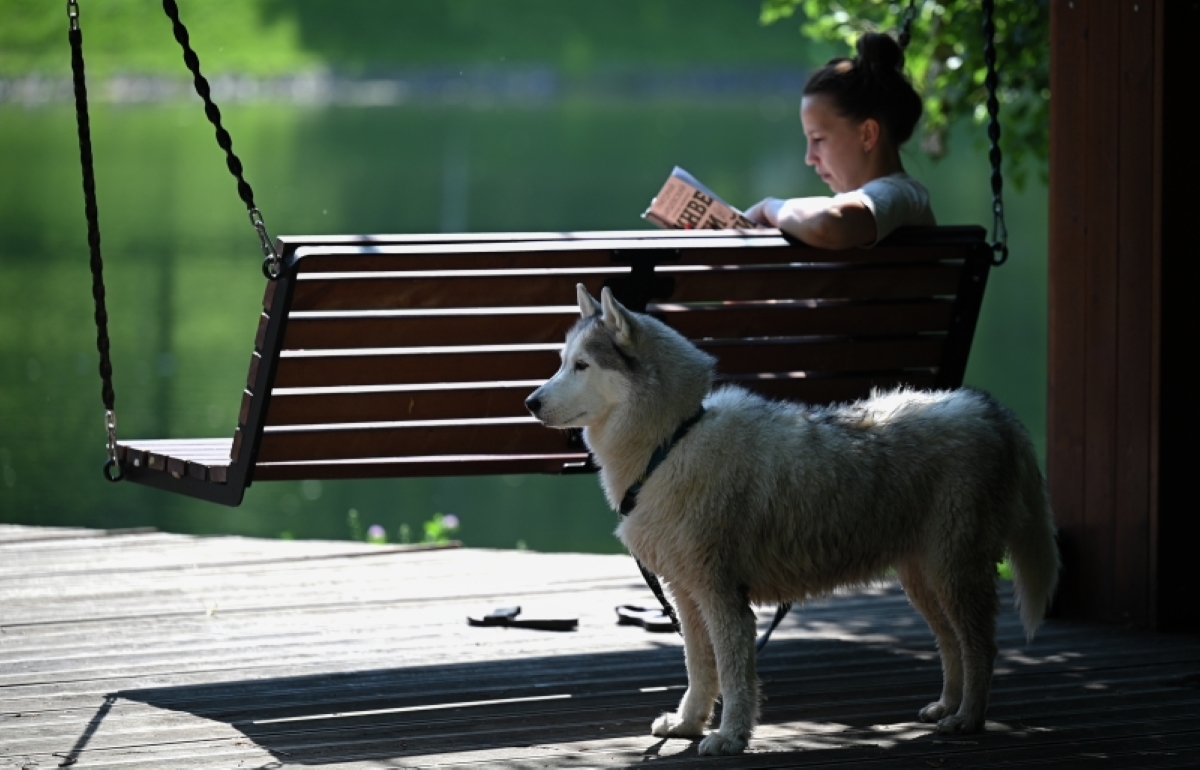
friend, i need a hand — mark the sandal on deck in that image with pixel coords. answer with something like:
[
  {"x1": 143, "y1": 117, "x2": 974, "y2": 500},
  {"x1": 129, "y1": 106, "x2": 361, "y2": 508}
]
[
  {"x1": 615, "y1": 605, "x2": 675, "y2": 633},
  {"x1": 467, "y1": 606, "x2": 578, "y2": 632}
]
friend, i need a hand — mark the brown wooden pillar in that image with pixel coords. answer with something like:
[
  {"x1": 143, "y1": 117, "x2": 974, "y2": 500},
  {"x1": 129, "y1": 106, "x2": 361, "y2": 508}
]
[{"x1": 1049, "y1": 0, "x2": 1198, "y2": 631}]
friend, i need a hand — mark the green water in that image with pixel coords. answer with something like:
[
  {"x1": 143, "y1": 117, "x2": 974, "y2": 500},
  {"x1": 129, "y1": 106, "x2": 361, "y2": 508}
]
[{"x1": 0, "y1": 100, "x2": 1046, "y2": 550}]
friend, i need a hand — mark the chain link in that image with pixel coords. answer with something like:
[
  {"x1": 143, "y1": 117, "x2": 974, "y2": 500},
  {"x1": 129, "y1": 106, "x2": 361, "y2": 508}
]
[
  {"x1": 69, "y1": 0, "x2": 125, "y2": 482},
  {"x1": 982, "y1": 0, "x2": 1009, "y2": 265},
  {"x1": 162, "y1": 0, "x2": 282, "y2": 280},
  {"x1": 897, "y1": 0, "x2": 918, "y2": 50},
  {"x1": 103, "y1": 409, "x2": 123, "y2": 481},
  {"x1": 250, "y1": 207, "x2": 281, "y2": 279}
]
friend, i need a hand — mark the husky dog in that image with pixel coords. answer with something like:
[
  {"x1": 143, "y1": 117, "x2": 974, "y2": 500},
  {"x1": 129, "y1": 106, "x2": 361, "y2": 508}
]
[{"x1": 525, "y1": 286, "x2": 1060, "y2": 756}]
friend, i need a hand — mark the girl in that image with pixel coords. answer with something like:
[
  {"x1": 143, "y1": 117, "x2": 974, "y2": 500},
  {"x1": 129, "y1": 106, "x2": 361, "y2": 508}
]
[{"x1": 745, "y1": 32, "x2": 934, "y2": 248}]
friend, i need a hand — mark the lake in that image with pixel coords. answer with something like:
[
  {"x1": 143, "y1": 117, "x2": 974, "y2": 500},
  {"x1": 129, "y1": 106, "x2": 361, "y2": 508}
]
[{"x1": 0, "y1": 95, "x2": 1046, "y2": 551}]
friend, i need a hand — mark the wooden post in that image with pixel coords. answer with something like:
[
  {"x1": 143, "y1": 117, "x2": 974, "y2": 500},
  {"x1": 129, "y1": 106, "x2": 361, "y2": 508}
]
[{"x1": 1049, "y1": 0, "x2": 1199, "y2": 630}]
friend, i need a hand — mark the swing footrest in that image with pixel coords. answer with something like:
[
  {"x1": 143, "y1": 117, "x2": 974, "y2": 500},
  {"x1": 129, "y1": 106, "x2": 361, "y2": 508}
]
[{"x1": 118, "y1": 439, "x2": 232, "y2": 483}]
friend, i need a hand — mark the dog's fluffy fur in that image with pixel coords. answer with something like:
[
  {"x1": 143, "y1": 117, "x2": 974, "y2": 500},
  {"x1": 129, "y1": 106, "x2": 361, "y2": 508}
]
[{"x1": 526, "y1": 286, "x2": 1060, "y2": 756}]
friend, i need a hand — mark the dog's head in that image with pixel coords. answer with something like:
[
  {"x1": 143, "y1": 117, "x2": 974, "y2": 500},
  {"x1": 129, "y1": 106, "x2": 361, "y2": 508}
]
[
  {"x1": 525, "y1": 285, "x2": 715, "y2": 430},
  {"x1": 525, "y1": 285, "x2": 638, "y2": 428}
]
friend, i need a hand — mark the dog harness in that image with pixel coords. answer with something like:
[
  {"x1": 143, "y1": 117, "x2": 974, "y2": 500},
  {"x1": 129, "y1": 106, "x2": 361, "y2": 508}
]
[{"x1": 617, "y1": 404, "x2": 793, "y2": 650}]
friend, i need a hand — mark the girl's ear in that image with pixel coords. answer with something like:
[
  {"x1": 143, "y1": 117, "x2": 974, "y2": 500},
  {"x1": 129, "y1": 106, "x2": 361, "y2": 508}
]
[{"x1": 860, "y1": 118, "x2": 882, "y2": 154}]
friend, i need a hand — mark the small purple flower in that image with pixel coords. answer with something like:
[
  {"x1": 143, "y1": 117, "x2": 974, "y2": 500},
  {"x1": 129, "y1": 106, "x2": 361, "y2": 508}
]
[
  {"x1": 367, "y1": 524, "x2": 386, "y2": 543},
  {"x1": 441, "y1": 514, "x2": 460, "y2": 530}
]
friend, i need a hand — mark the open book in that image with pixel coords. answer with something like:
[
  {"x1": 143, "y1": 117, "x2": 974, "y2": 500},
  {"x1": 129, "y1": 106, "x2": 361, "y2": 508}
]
[{"x1": 643, "y1": 167, "x2": 762, "y2": 230}]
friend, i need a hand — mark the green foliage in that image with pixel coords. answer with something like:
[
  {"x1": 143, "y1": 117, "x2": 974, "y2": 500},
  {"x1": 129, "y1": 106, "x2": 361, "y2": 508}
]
[
  {"x1": 997, "y1": 557, "x2": 1013, "y2": 581},
  {"x1": 346, "y1": 508, "x2": 364, "y2": 542},
  {"x1": 760, "y1": 0, "x2": 1048, "y2": 185},
  {"x1": 422, "y1": 513, "x2": 460, "y2": 545},
  {"x1": 1, "y1": 0, "x2": 820, "y2": 78}
]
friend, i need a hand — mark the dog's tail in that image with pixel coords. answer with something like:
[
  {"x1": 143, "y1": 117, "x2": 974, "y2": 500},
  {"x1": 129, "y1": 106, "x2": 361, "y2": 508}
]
[{"x1": 1008, "y1": 447, "x2": 1061, "y2": 641}]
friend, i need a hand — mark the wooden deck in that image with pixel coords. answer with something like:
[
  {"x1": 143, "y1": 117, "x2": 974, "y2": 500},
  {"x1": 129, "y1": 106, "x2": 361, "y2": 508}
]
[{"x1": 2, "y1": 525, "x2": 1198, "y2": 769}]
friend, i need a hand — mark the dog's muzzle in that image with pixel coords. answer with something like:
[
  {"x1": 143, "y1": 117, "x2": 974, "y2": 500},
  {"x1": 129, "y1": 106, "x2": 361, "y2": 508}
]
[{"x1": 525, "y1": 394, "x2": 543, "y2": 418}]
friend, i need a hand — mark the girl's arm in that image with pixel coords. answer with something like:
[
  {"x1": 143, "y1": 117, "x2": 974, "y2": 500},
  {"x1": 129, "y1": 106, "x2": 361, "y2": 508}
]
[{"x1": 744, "y1": 196, "x2": 876, "y2": 250}]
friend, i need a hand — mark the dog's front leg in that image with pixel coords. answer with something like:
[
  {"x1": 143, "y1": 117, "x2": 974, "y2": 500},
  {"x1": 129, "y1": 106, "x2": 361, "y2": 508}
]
[
  {"x1": 652, "y1": 587, "x2": 717, "y2": 739},
  {"x1": 695, "y1": 589, "x2": 759, "y2": 756}
]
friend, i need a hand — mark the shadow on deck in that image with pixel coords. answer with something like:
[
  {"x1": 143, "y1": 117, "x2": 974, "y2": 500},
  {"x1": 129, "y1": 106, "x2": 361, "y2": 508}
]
[{"x1": 1, "y1": 525, "x2": 1198, "y2": 769}]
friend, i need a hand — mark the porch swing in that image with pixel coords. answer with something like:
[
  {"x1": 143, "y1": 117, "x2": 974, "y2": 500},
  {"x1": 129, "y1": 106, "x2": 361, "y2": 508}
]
[{"x1": 72, "y1": 0, "x2": 1010, "y2": 507}]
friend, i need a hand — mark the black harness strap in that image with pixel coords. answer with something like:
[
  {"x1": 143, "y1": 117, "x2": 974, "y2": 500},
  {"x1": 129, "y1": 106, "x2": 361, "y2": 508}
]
[{"x1": 620, "y1": 406, "x2": 708, "y2": 516}]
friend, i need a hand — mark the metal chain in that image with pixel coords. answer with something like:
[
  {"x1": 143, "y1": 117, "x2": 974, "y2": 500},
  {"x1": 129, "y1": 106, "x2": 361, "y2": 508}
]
[
  {"x1": 68, "y1": 0, "x2": 123, "y2": 482},
  {"x1": 161, "y1": 0, "x2": 282, "y2": 279},
  {"x1": 897, "y1": 0, "x2": 919, "y2": 50},
  {"x1": 982, "y1": 0, "x2": 1009, "y2": 266}
]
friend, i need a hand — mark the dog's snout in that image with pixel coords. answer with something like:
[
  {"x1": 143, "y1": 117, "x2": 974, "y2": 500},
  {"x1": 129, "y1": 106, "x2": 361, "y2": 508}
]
[{"x1": 525, "y1": 395, "x2": 542, "y2": 415}]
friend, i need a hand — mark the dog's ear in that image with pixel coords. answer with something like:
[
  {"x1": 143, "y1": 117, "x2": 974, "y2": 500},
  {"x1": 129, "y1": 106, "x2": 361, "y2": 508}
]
[
  {"x1": 599, "y1": 287, "x2": 634, "y2": 346},
  {"x1": 577, "y1": 283, "x2": 601, "y2": 319}
]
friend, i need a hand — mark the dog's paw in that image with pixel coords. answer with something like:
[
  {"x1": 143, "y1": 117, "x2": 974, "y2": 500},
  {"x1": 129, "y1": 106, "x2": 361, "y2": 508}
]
[
  {"x1": 918, "y1": 701, "x2": 954, "y2": 723},
  {"x1": 698, "y1": 730, "x2": 748, "y2": 756},
  {"x1": 935, "y1": 713, "x2": 984, "y2": 735},
  {"x1": 651, "y1": 712, "x2": 704, "y2": 739}
]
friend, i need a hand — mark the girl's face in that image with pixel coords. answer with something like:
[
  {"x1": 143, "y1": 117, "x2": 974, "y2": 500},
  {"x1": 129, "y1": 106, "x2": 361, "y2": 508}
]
[{"x1": 800, "y1": 94, "x2": 875, "y2": 194}]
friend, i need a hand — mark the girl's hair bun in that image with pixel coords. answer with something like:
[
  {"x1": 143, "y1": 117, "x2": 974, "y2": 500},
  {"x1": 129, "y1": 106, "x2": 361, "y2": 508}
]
[{"x1": 855, "y1": 31, "x2": 905, "y2": 75}]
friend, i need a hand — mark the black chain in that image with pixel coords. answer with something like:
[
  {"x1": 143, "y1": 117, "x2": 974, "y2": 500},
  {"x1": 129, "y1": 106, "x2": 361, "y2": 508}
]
[
  {"x1": 982, "y1": 0, "x2": 1009, "y2": 266},
  {"x1": 68, "y1": 0, "x2": 122, "y2": 483},
  {"x1": 897, "y1": 0, "x2": 919, "y2": 50},
  {"x1": 161, "y1": 0, "x2": 282, "y2": 279}
]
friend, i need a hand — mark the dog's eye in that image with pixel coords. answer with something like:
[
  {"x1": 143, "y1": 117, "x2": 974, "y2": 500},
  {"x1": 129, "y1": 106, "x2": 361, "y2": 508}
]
[{"x1": 573, "y1": 360, "x2": 589, "y2": 372}]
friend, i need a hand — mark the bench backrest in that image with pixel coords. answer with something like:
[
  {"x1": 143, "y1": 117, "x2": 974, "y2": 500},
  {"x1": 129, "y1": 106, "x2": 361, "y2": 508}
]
[{"x1": 251, "y1": 226, "x2": 990, "y2": 480}]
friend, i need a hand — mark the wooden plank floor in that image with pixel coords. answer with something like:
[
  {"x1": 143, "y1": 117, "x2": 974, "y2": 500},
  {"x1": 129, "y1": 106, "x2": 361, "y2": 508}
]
[{"x1": 2, "y1": 525, "x2": 1198, "y2": 769}]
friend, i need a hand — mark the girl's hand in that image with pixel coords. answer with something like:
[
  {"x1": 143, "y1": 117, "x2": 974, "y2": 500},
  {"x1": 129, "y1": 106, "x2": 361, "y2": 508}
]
[{"x1": 744, "y1": 198, "x2": 783, "y2": 226}]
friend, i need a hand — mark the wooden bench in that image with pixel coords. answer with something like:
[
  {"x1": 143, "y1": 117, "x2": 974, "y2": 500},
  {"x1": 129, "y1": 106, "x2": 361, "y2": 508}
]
[{"x1": 116, "y1": 226, "x2": 991, "y2": 506}]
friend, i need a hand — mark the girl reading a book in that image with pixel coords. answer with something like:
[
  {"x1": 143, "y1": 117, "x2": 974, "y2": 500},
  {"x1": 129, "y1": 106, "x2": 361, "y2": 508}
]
[{"x1": 744, "y1": 32, "x2": 934, "y2": 248}]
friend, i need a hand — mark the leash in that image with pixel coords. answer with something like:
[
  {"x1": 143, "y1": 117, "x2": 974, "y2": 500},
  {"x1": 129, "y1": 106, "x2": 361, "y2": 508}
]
[
  {"x1": 617, "y1": 404, "x2": 793, "y2": 650},
  {"x1": 619, "y1": 405, "x2": 708, "y2": 636}
]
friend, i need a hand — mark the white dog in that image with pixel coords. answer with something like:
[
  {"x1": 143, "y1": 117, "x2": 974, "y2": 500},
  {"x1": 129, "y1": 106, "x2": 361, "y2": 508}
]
[{"x1": 525, "y1": 285, "x2": 1060, "y2": 756}]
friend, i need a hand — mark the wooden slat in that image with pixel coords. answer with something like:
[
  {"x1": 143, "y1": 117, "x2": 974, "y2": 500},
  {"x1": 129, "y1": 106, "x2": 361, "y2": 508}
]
[
  {"x1": 119, "y1": 439, "x2": 233, "y2": 460},
  {"x1": 294, "y1": 242, "x2": 675, "y2": 274},
  {"x1": 1079, "y1": 0, "x2": 1121, "y2": 623},
  {"x1": 270, "y1": 336, "x2": 946, "y2": 392},
  {"x1": 289, "y1": 263, "x2": 964, "y2": 313},
  {"x1": 664, "y1": 263, "x2": 962, "y2": 302},
  {"x1": 264, "y1": 382, "x2": 541, "y2": 426},
  {"x1": 281, "y1": 308, "x2": 581, "y2": 350},
  {"x1": 255, "y1": 419, "x2": 573, "y2": 463},
  {"x1": 655, "y1": 301, "x2": 955, "y2": 340},
  {"x1": 283, "y1": 302, "x2": 953, "y2": 352},
  {"x1": 666, "y1": 243, "x2": 974, "y2": 267},
  {"x1": 1113, "y1": 0, "x2": 1156, "y2": 629},
  {"x1": 273, "y1": 345, "x2": 563, "y2": 388},
  {"x1": 291, "y1": 269, "x2": 628, "y2": 312},
  {"x1": 723, "y1": 373, "x2": 939, "y2": 405},
  {"x1": 254, "y1": 453, "x2": 589, "y2": 480},
  {"x1": 1048, "y1": 0, "x2": 1089, "y2": 619},
  {"x1": 703, "y1": 336, "x2": 945, "y2": 376}
]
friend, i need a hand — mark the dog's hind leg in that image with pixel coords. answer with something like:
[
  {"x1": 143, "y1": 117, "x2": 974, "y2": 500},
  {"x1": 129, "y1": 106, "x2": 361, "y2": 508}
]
[
  {"x1": 692, "y1": 587, "x2": 759, "y2": 756},
  {"x1": 897, "y1": 559, "x2": 964, "y2": 724},
  {"x1": 927, "y1": 562, "x2": 999, "y2": 734},
  {"x1": 652, "y1": 587, "x2": 717, "y2": 739}
]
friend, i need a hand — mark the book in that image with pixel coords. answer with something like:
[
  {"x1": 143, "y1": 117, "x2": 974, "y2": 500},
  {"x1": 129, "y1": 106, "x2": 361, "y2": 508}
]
[{"x1": 642, "y1": 166, "x2": 761, "y2": 230}]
